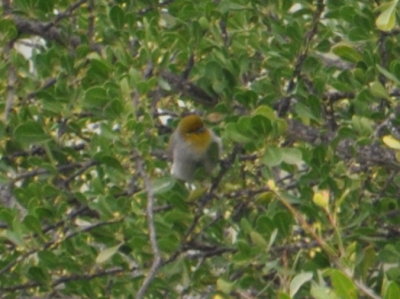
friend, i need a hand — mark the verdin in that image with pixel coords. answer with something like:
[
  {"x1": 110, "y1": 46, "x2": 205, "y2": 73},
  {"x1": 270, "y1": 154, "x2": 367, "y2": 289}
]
[{"x1": 169, "y1": 114, "x2": 221, "y2": 181}]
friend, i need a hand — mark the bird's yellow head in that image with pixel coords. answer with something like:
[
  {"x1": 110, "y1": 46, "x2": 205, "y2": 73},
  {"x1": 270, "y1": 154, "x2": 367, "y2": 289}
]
[{"x1": 177, "y1": 115, "x2": 212, "y2": 153}]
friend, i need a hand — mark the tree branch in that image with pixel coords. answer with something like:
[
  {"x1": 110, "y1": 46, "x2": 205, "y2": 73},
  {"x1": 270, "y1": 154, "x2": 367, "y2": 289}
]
[
  {"x1": 4, "y1": 41, "x2": 16, "y2": 122},
  {"x1": 0, "y1": 267, "x2": 128, "y2": 292},
  {"x1": 47, "y1": 0, "x2": 88, "y2": 28},
  {"x1": 161, "y1": 71, "x2": 218, "y2": 106},
  {"x1": 277, "y1": 0, "x2": 325, "y2": 116},
  {"x1": 271, "y1": 188, "x2": 380, "y2": 299},
  {"x1": 135, "y1": 152, "x2": 162, "y2": 299},
  {"x1": 0, "y1": 219, "x2": 122, "y2": 278},
  {"x1": 12, "y1": 160, "x2": 97, "y2": 182}
]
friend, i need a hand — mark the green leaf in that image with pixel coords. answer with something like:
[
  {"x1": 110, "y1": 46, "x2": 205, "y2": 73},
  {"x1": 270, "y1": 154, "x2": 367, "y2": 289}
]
[
  {"x1": 281, "y1": 148, "x2": 303, "y2": 165},
  {"x1": 110, "y1": 6, "x2": 125, "y2": 29},
  {"x1": 327, "y1": 269, "x2": 357, "y2": 299},
  {"x1": 277, "y1": 292, "x2": 291, "y2": 299},
  {"x1": 88, "y1": 59, "x2": 112, "y2": 80},
  {"x1": 384, "y1": 282, "x2": 400, "y2": 299},
  {"x1": 23, "y1": 215, "x2": 42, "y2": 233},
  {"x1": 153, "y1": 177, "x2": 176, "y2": 195},
  {"x1": 290, "y1": 272, "x2": 313, "y2": 297},
  {"x1": 295, "y1": 102, "x2": 319, "y2": 121},
  {"x1": 379, "y1": 244, "x2": 400, "y2": 263},
  {"x1": 84, "y1": 86, "x2": 109, "y2": 108},
  {"x1": 158, "y1": 77, "x2": 171, "y2": 91},
  {"x1": 14, "y1": 121, "x2": 50, "y2": 145},
  {"x1": 357, "y1": 246, "x2": 376, "y2": 280},
  {"x1": 96, "y1": 243, "x2": 122, "y2": 264},
  {"x1": 237, "y1": 116, "x2": 255, "y2": 137},
  {"x1": 94, "y1": 155, "x2": 124, "y2": 172},
  {"x1": 254, "y1": 105, "x2": 277, "y2": 121},
  {"x1": 351, "y1": 115, "x2": 373, "y2": 136},
  {"x1": 217, "y1": 278, "x2": 234, "y2": 294},
  {"x1": 218, "y1": 0, "x2": 249, "y2": 13},
  {"x1": 274, "y1": 211, "x2": 293, "y2": 237},
  {"x1": 311, "y1": 283, "x2": 341, "y2": 299},
  {"x1": 250, "y1": 231, "x2": 268, "y2": 248},
  {"x1": 263, "y1": 146, "x2": 283, "y2": 166},
  {"x1": 225, "y1": 122, "x2": 253, "y2": 143},
  {"x1": 28, "y1": 266, "x2": 50, "y2": 284},
  {"x1": 376, "y1": 64, "x2": 400, "y2": 85},
  {"x1": 332, "y1": 42, "x2": 363, "y2": 63},
  {"x1": 369, "y1": 81, "x2": 390, "y2": 99},
  {"x1": 0, "y1": 19, "x2": 17, "y2": 43},
  {"x1": 251, "y1": 115, "x2": 271, "y2": 136},
  {"x1": 104, "y1": 99, "x2": 124, "y2": 118},
  {"x1": 376, "y1": 0, "x2": 398, "y2": 32},
  {"x1": 38, "y1": 251, "x2": 60, "y2": 269},
  {"x1": 37, "y1": 0, "x2": 55, "y2": 13},
  {"x1": 1, "y1": 229, "x2": 25, "y2": 247}
]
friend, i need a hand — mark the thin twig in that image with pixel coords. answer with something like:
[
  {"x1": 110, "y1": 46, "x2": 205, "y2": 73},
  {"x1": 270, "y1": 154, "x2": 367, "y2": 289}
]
[
  {"x1": 62, "y1": 160, "x2": 97, "y2": 187},
  {"x1": 135, "y1": 152, "x2": 162, "y2": 299},
  {"x1": 164, "y1": 146, "x2": 238, "y2": 265},
  {"x1": 12, "y1": 161, "x2": 95, "y2": 182},
  {"x1": 46, "y1": 0, "x2": 88, "y2": 28},
  {"x1": 27, "y1": 78, "x2": 57, "y2": 100},
  {"x1": 277, "y1": 0, "x2": 325, "y2": 116},
  {"x1": 271, "y1": 187, "x2": 381, "y2": 299},
  {"x1": 4, "y1": 41, "x2": 16, "y2": 122},
  {"x1": 161, "y1": 70, "x2": 218, "y2": 106},
  {"x1": 0, "y1": 267, "x2": 127, "y2": 292},
  {"x1": 0, "y1": 219, "x2": 122, "y2": 278}
]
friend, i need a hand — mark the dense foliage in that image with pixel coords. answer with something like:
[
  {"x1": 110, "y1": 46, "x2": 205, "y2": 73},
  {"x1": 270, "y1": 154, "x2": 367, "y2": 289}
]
[{"x1": 1, "y1": 0, "x2": 400, "y2": 298}]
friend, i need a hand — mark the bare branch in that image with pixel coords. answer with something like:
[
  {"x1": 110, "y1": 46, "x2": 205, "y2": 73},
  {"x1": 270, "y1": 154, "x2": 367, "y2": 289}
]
[
  {"x1": 271, "y1": 189, "x2": 380, "y2": 299},
  {"x1": 12, "y1": 160, "x2": 97, "y2": 183},
  {"x1": 48, "y1": 0, "x2": 88, "y2": 27},
  {"x1": 62, "y1": 160, "x2": 97, "y2": 188},
  {"x1": 135, "y1": 152, "x2": 162, "y2": 299},
  {"x1": 161, "y1": 71, "x2": 218, "y2": 106},
  {"x1": 3, "y1": 143, "x2": 85, "y2": 160},
  {"x1": 0, "y1": 267, "x2": 127, "y2": 292},
  {"x1": 277, "y1": 0, "x2": 325, "y2": 116},
  {"x1": 0, "y1": 219, "x2": 122, "y2": 278},
  {"x1": 27, "y1": 78, "x2": 57, "y2": 100},
  {"x1": 12, "y1": 16, "x2": 79, "y2": 46},
  {"x1": 4, "y1": 41, "x2": 16, "y2": 122},
  {"x1": 164, "y1": 146, "x2": 238, "y2": 265}
]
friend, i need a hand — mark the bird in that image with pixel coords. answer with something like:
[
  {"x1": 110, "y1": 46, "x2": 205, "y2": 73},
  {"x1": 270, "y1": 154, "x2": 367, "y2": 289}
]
[{"x1": 169, "y1": 114, "x2": 221, "y2": 181}]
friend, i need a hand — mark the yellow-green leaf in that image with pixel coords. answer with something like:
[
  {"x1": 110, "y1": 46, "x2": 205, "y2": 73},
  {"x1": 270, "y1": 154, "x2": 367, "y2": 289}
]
[
  {"x1": 332, "y1": 42, "x2": 363, "y2": 63},
  {"x1": 383, "y1": 135, "x2": 400, "y2": 150},
  {"x1": 250, "y1": 231, "x2": 268, "y2": 248},
  {"x1": 96, "y1": 244, "x2": 122, "y2": 264},
  {"x1": 290, "y1": 272, "x2": 313, "y2": 297},
  {"x1": 376, "y1": 0, "x2": 398, "y2": 32},
  {"x1": 327, "y1": 269, "x2": 358, "y2": 299},
  {"x1": 216, "y1": 278, "x2": 234, "y2": 294},
  {"x1": 376, "y1": 64, "x2": 400, "y2": 86},
  {"x1": 313, "y1": 190, "x2": 330, "y2": 210},
  {"x1": 369, "y1": 81, "x2": 390, "y2": 99}
]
